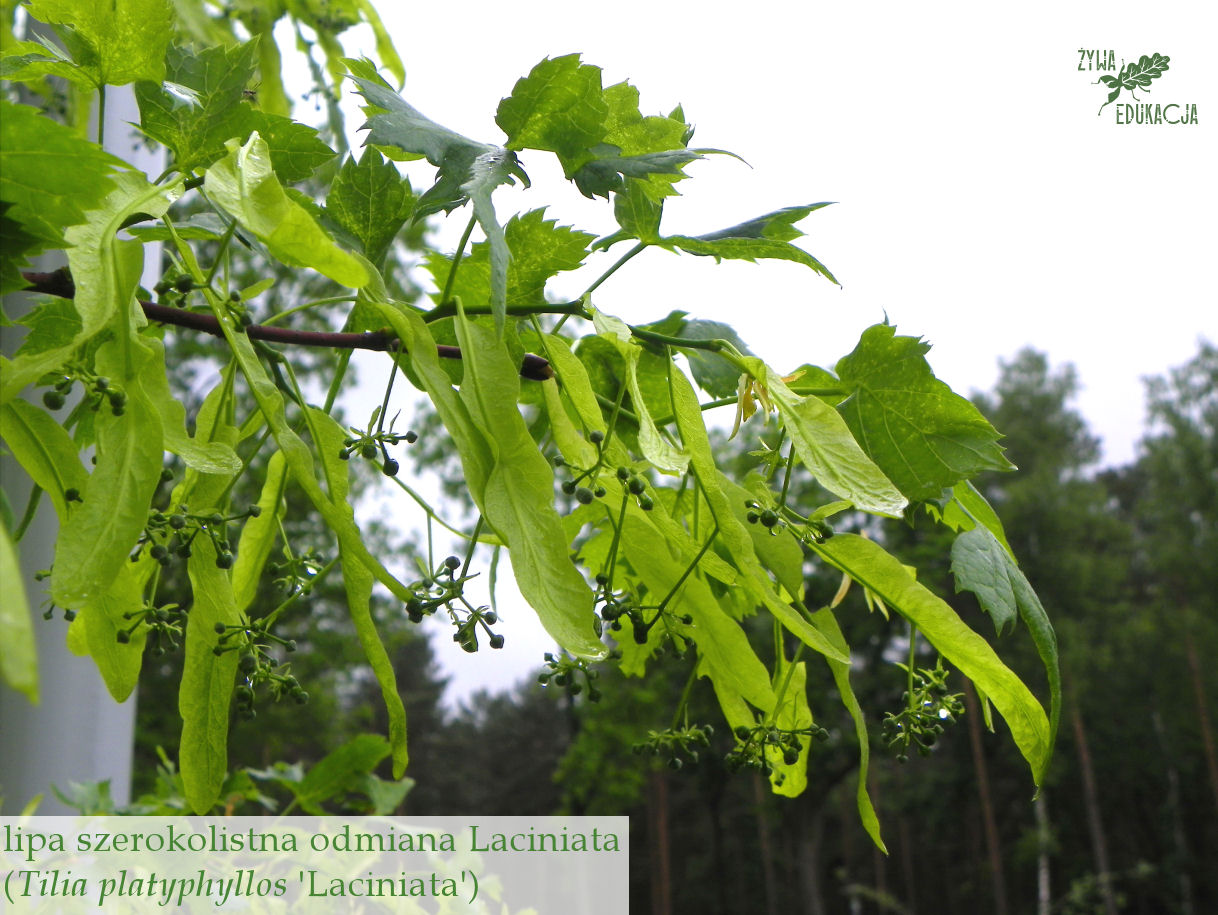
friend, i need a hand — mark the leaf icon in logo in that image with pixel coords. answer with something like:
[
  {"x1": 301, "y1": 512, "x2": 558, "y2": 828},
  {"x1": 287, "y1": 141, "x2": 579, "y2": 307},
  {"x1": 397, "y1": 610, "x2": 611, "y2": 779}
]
[{"x1": 1096, "y1": 53, "x2": 1170, "y2": 115}]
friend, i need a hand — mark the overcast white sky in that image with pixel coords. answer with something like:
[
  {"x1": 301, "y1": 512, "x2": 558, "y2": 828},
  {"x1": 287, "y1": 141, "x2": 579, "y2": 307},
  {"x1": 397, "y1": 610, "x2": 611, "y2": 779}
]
[{"x1": 325, "y1": 1, "x2": 1216, "y2": 703}]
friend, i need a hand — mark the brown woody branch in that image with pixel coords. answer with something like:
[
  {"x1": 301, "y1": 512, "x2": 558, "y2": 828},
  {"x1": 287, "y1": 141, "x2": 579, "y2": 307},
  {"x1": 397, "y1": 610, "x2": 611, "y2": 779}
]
[{"x1": 19, "y1": 269, "x2": 554, "y2": 381}]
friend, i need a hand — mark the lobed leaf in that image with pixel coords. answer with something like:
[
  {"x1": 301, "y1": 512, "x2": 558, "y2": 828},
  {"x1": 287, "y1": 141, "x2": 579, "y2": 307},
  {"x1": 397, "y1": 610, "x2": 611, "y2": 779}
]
[
  {"x1": 664, "y1": 204, "x2": 839, "y2": 282},
  {"x1": 951, "y1": 525, "x2": 1061, "y2": 782},
  {"x1": 326, "y1": 148, "x2": 415, "y2": 265},
  {"x1": 27, "y1": 0, "x2": 173, "y2": 86},
  {"x1": 0, "y1": 100, "x2": 122, "y2": 260},
  {"x1": 353, "y1": 76, "x2": 497, "y2": 217},
  {"x1": 835, "y1": 324, "x2": 1015, "y2": 501},
  {"x1": 496, "y1": 54, "x2": 609, "y2": 171}
]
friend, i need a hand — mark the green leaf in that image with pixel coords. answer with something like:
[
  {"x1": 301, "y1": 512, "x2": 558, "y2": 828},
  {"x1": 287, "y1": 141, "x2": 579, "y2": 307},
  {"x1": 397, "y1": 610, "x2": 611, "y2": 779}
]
[
  {"x1": 596, "y1": 180, "x2": 664, "y2": 249},
  {"x1": 247, "y1": 111, "x2": 336, "y2": 183},
  {"x1": 135, "y1": 41, "x2": 259, "y2": 174},
  {"x1": 82, "y1": 561, "x2": 148, "y2": 702},
  {"x1": 0, "y1": 400, "x2": 89, "y2": 523},
  {"x1": 353, "y1": 76, "x2": 497, "y2": 217},
  {"x1": 0, "y1": 39, "x2": 93, "y2": 85},
  {"x1": 461, "y1": 149, "x2": 530, "y2": 336},
  {"x1": 326, "y1": 148, "x2": 414, "y2": 265},
  {"x1": 835, "y1": 324, "x2": 1015, "y2": 501},
  {"x1": 0, "y1": 203, "x2": 49, "y2": 296},
  {"x1": 745, "y1": 358, "x2": 908, "y2": 517},
  {"x1": 0, "y1": 100, "x2": 122, "y2": 252},
  {"x1": 593, "y1": 311, "x2": 689, "y2": 474},
  {"x1": 27, "y1": 0, "x2": 173, "y2": 86},
  {"x1": 808, "y1": 607, "x2": 886, "y2": 851},
  {"x1": 201, "y1": 277, "x2": 413, "y2": 615},
  {"x1": 0, "y1": 519, "x2": 37, "y2": 703},
  {"x1": 616, "y1": 508, "x2": 773, "y2": 706},
  {"x1": 453, "y1": 313, "x2": 604, "y2": 656},
  {"x1": 354, "y1": 0, "x2": 404, "y2": 86},
  {"x1": 143, "y1": 338, "x2": 242, "y2": 475},
  {"x1": 180, "y1": 534, "x2": 240, "y2": 814},
  {"x1": 359, "y1": 773, "x2": 413, "y2": 815},
  {"x1": 572, "y1": 149, "x2": 704, "y2": 200},
  {"x1": 679, "y1": 319, "x2": 753, "y2": 398},
  {"x1": 232, "y1": 450, "x2": 287, "y2": 613},
  {"x1": 50, "y1": 345, "x2": 165, "y2": 611},
  {"x1": 2, "y1": 171, "x2": 173, "y2": 405},
  {"x1": 664, "y1": 204, "x2": 839, "y2": 283},
  {"x1": 425, "y1": 208, "x2": 592, "y2": 308},
  {"x1": 769, "y1": 661, "x2": 811, "y2": 797},
  {"x1": 15, "y1": 298, "x2": 82, "y2": 357},
  {"x1": 667, "y1": 363, "x2": 848, "y2": 664},
  {"x1": 293, "y1": 734, "x2": 390, "y2": 814},
  {"x1": 496, "y1": 55, "x2": 609, "y2": 171},
  {"x1": 951, "y1": 525, "x2": 1060, "y2": 781},
  {"x1": 204, "y1": 133, "x2": 369, "y2": 288},
  {"x1": 307, "y1": 406, "x2": 409, "y2": 778},
  {"x1": 940, "y1": 481, "x2": 1015, "y2": 558},
  {"x1": 813, "y1": 533, "x2": 1052, "y2": 784}
]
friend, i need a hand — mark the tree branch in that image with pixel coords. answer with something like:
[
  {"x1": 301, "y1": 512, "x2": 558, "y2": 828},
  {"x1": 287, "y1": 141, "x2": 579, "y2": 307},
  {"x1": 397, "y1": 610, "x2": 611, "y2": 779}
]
[{"x1": 19, "y1": 269, "x2": 553, "y2": 381}]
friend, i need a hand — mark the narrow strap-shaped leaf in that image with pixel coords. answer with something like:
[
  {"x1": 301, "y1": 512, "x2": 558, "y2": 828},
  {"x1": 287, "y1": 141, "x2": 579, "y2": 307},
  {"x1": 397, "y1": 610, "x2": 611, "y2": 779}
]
[
  {"x1": 214, "y1": 299, "x2": 413, "y2": 605},
  {"x1": 812, "y1": 533, "x2": 1052, "y2": 784},
  {"x1": 307, "y1": 406, "x2": 409, "y2": 778},
  {"x1": 744, "y1": 357, "x2": 907, "y2": 518},
  {"x1": 82, "y1": 562, "x2": 148, "y2": 702},
  {"x1": 232, "y1": 449, "x2": 287, "y2": 613},
  {"x1": 620, "y1": 510, "x2": 774, "y2": 712},
  {"x1": 808, "y1": 607, "x2": 886, "y2": 852},
  {"x1": 51, "y1": 338, "x2": 164, "y2": 609},
  {"x1": 667, "y1": 363, "x2": 848, "y2": 664},
  {"x1": 204, "y1": 133, "x2": 369, "y2": 289},
  {"x1": 454, "y1": 313, "x2": 602, "y2": 656},
  {"x1": 769, "y1": 661, "x2": 811, "y2": 798},
  {"x1": 592, "y1": 311, "x2": 688, "y2": 473},
  {"x1": 0, "y1": 520, "x2": 37, "y2": 702},
  {"x1": 180, "y1": 533, "x2": 240, "y2": 814},
  {"x1": 0, "y1": 400, "x2": 88, "y2": 522},
  {"x1": 1, "y1": 172, "x2": 173, "y2": 404},
  {"x1": 143, "y1": 338, "x2": 242, "y2": 475}
]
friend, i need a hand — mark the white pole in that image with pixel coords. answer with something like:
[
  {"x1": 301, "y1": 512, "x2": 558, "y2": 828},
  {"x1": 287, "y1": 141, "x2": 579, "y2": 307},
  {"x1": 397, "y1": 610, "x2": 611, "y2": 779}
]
[{"x1": 0, "y1": 86, "x2": 163, "y2": 814}]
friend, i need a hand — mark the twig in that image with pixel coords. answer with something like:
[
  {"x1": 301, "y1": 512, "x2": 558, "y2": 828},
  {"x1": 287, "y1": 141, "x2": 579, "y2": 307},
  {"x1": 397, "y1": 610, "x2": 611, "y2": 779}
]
[{"x1": 19, "y1": 269, "x2": 553, "y2": 381}]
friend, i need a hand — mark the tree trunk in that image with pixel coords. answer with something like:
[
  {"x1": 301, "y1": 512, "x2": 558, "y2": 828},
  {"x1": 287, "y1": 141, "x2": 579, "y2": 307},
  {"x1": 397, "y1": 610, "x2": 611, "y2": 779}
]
[
  {"x1": 753, "y1": 774, "x2": 780, "y2": 915},
  {"x1": 1184, "y1": 639, "x2": 1218, "y2": 819},
  {"x1": 1070, "y1": 704, "x2": 1118, "y2": 915},
  {"x1": 1034, "y1": 792, "x2": 1052, "y2": 915},
  {"x1": 648, "y1": 769, "x2": 671, "y2": 915},
  {"x1": 795, "y1": 797, "x2": 828, "y2": 915},
  {"x1": 963, "y1": 680, "x2": 1009, "y2": 915},
  {"x1": 1153, "y1": 709, "x2": 1194, "y2": 915}
]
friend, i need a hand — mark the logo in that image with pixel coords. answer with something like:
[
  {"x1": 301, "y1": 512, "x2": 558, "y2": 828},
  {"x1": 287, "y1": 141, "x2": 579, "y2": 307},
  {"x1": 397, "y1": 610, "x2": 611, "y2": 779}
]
[{"x1": 1077, "y1": 49, "x2": 1198, "y2": 124}]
